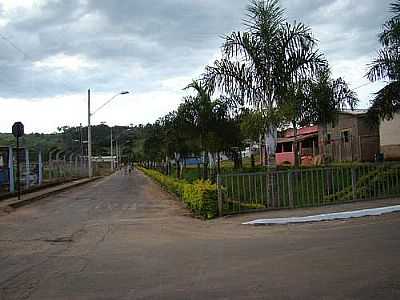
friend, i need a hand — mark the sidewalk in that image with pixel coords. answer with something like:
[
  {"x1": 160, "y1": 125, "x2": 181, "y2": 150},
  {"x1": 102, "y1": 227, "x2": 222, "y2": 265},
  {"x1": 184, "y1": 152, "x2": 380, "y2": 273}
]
[
  {"x1": 214, "y1": 197, "x2": 400, "y2": 225},
  {"x1": 0, "y1": 177, "x2": 101, "y2": 213}
]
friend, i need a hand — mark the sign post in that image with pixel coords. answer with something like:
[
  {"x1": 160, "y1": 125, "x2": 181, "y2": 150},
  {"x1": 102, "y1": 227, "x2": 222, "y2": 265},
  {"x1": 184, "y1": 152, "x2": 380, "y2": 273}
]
[{"x1": 12, "y1": 122, "x2": 24, "y2": 200}]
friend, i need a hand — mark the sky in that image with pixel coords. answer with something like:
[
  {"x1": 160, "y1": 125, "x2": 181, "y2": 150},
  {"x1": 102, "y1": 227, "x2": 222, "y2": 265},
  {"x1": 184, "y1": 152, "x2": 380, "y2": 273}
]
[{"x1": 0, "y1": 0, "x2": 391, "y2": 133}]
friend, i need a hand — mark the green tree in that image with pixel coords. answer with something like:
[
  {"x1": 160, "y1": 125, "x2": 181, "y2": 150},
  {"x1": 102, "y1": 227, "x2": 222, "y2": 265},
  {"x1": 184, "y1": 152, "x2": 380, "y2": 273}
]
[
  {"x1": 367, "y1": 0, "x2": 400, "y2": 121},
  {"x1": 204, "y1": 0, "x2": 325, "y2": 166}
]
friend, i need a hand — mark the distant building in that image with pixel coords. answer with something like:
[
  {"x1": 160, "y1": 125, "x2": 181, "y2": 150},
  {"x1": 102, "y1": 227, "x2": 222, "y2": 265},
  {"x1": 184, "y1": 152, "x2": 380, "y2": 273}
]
[
  {"x1": 275, "y1": 110, "x2": 380, "y2": 166},
  {"x1": 276, "y1": 125, "x2": 319, "y2": 166},
  {"x1": 379, "y1": 113, "x2": 400, "y2": 160},
  {"x1": 324, "y1": 109, "x2": 380, "y2": 162}
]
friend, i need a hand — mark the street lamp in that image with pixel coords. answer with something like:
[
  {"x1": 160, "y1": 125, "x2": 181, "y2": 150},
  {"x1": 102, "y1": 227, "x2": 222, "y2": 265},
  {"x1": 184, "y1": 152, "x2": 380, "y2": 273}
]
[
  {"x1": 87, "y1": 90, "x2": 130, "y2": 178},
  {"x1": 113, "y1": 127, "x2": 134, "y2": 169}
]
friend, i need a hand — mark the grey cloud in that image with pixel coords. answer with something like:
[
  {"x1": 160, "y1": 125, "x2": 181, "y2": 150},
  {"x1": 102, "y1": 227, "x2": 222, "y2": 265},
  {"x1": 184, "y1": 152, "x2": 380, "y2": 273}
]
[
  {"x1": 0, "y1": 0, "x2": 394, "y2": 100},
  {"x1": 282, "y1": 0, "x2": 392, "y2": 59}
]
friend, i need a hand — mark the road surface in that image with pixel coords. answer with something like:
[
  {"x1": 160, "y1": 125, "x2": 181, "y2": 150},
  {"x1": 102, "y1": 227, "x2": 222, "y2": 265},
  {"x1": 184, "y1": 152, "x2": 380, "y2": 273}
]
[{"x1": 1, "y1": 170, "x2": 400, "y2": 299}]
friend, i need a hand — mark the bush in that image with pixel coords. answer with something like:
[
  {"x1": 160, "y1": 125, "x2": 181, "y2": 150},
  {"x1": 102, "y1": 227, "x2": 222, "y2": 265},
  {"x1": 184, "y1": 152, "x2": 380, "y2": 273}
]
[{"x1": 137, "y1": 166, "x2": 218, "y2": 219}]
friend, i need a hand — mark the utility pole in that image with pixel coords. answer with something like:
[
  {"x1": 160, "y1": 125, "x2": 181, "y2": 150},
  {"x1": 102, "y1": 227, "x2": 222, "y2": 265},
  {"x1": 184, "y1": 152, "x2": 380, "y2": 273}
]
[
  {"x1": 116, "y1": 140, "x2": 119, "y2": 169},
  {"x1": 88, "y1": 89, "x2": 93, "y2": 178},
  {"x1": 86, "y1": 89, "x2": 129, "y2": 177},
  {"x1": 110, "y1": 127, "x2": 114, "y2": 171},
  {"x1": 12, "y1": 122, "x2": 24, "y2": 200},
  {"x1": 79, "y1": 123, "x2": 83, "y2": 157}
]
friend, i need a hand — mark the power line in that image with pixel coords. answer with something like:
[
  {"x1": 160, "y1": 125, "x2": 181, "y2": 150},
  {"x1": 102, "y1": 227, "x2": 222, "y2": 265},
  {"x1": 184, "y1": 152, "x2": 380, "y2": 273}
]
[
  {"x1": 0, "y1": 31, "x2": 83, "y2": 99},
  {"x1": 0, "y1": 32, "x2": 32, "y2": 60},
  {"x1": 353, "y1": 81, "x2": 374, "y2": 90}
]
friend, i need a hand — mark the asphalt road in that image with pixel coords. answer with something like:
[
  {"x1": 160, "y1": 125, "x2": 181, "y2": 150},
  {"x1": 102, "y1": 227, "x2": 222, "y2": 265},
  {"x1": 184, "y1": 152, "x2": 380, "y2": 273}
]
[{"x1": 0, "y1": 170, "x2": 400, "y2": 300}]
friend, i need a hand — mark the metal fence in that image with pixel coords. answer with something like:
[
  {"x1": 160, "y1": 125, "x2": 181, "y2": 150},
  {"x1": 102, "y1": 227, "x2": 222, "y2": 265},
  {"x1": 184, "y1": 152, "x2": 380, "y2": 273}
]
[
  {"x1": 217, "y1": 163, "x2": 400, "y2": 216},
  {"x1": 0, "y1": 146, "x2": 88, "y2": 197}
]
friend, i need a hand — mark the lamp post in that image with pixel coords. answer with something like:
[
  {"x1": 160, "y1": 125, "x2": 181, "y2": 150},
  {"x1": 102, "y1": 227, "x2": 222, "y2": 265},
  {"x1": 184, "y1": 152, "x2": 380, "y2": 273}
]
[
  {"x1": 113, "y1": 127, "x2": 133, "y2": 170},
  {"x1": 87, "y1": 90, "x2": 129, "y2": 178},
  {"x1": 110, "y1": 127, "x2": 114, "y2": 171}
]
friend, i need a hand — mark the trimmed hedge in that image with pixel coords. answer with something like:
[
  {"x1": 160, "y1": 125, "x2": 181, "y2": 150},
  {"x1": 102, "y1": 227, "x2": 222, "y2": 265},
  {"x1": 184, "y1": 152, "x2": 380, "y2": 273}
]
[{"x1": 137, "y1": 167, "x2": 218, "y2": 219}]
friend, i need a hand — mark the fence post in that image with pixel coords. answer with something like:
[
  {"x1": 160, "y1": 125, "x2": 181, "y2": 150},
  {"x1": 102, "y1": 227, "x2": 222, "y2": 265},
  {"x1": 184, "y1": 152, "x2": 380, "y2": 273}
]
[
  {"x1": 217, "y1": 174, "x2": 223, "y2": 217},
  {"x1": 75, "y1": 156, "x2": 78, "y2": 177},
  {"x1": 25, "y1": 149, "x2": 30, "y2": 189},
  {"x1": 38, "y1": 151, "x2": 43, "y2": 185},
  {"x1": 8, "y1": 146, "x2": 14, "y2": 193},
  {"x1": 351, "y1": 166, "x2": 356, "y2": 200},
  {"x1": 288, "y1": 170, "x2": 294, "y2": 208}
]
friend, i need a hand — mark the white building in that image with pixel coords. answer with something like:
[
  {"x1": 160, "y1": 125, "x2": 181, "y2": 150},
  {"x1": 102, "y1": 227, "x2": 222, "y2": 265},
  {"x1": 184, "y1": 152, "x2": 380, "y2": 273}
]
[{"x1": 379, "y1": 113, "x2": 400, "y2": 160}]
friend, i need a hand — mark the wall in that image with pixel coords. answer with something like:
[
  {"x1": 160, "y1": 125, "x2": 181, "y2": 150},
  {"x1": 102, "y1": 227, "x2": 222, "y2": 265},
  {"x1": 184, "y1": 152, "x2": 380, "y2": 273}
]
[
  {"x1": 357, "y1": 116, "x2": 380, "y2": 161},
  {"x1": 324, "y1": 113, "x2": 379, "y2": 162},
  {"x1": 325, "y1": 113, "x2": 359, "y2": 161},
  {"x1": 380, "y1": 113, "x2": 400, "y2": 160}
]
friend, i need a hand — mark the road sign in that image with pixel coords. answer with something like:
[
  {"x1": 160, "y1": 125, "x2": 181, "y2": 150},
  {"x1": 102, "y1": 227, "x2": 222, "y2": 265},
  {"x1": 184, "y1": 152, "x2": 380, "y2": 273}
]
[
  {"x1": 12, "y1": 122, "x2": 24, "y2": 138},
  {"x1": 12, "y1": 122, "x2": 24, "y2": 200}
]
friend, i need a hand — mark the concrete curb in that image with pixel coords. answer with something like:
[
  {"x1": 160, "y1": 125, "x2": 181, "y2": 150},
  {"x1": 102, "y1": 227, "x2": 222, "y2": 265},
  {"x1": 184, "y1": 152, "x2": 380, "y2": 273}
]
[
  {"x1": 243, "y1": 205, "x2": 400, "y2": 225},
  {"x1": 0, "y1": 177, "x2": 102, "y2": 212}
]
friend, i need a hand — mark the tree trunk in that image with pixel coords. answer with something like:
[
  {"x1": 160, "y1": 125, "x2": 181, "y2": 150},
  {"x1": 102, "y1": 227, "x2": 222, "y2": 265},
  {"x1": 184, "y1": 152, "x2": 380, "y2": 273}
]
[
  {"x1": 259, "y1": 136, "x2": 263, "y2": 166},
  {"x1": 233, "y1": 151, "x2": 240, "y2": 169},
  {"x1": 203, "y1": 151, "x2": 209, "y2": 180},
  {"x1": 176, "y1": 160, "x2": 180, "y2": 179},
  {"x1": 320, "y1": 122, "x2": 328, "y2": 164},
  {"x1": 210, "y1": 152, "x2": 217, "y2": 180},
  {"x1": 174, "y1": 153, "x2": 182, "y2": 179},
  {"x1": 250, "y1": 144, "x2": 255, "y2": 168},
  {"x1": 292, "y1": 121, "x2": 299, "y2": 167},
  {"x1": 265, "y1": 126, "x2": 277, "y2": 167},
  {"x1": 217, "y1": 152, "x2": 221, "y2": 174}
]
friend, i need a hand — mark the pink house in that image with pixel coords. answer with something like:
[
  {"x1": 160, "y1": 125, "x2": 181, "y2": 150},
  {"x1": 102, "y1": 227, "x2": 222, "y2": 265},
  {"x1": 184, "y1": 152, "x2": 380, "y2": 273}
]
[{"x1": 276, "y1": 125, "x2": 320, "y2": 166}]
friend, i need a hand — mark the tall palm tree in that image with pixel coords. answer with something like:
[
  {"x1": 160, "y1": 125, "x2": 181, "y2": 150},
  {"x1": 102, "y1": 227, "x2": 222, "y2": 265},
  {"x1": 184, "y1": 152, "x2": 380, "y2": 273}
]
[
  {"x1": 204, "y1": 0, "x2": 325, "y2": 166},
  {"x1": 367, "y1": 0, "x2": 400, "y2": 121}
]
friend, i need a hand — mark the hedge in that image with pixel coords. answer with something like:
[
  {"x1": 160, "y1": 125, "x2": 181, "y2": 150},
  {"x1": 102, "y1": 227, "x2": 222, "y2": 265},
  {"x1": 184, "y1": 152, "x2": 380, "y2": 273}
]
[{"x1": 137, "y1": 166, "x2": 218, "y2": 219}]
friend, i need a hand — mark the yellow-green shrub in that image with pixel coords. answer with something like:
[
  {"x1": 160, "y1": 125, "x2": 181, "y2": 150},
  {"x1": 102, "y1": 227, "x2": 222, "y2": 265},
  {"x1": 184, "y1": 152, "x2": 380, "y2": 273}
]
[{"x1": 138, "y1": 167, "x2": 218, "y2": 219}]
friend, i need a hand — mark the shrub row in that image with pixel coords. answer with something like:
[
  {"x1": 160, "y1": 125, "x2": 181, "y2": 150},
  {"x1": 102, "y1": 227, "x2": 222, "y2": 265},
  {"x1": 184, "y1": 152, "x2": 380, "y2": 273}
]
[{"x1": 137, "y1": 167, "x2": 218, "y2": 219}]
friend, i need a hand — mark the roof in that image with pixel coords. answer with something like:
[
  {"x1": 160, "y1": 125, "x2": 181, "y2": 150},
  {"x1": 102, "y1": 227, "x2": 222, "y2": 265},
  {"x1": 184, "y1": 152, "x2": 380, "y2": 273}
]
[
  {"x1": 278, "y1": 132, "x2": 318, "y2": 143},
  {"x1": 339, "y1": 109, "x2": 368, "y2": 116},
  {"x1": 283, "y1": 125, "x2": 319, "y2": 138}
]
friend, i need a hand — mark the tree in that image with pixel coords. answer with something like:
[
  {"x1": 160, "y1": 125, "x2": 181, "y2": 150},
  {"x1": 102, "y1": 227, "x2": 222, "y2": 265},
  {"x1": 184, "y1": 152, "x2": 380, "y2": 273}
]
[
  {"x1": 204, "y1": 0, "x2": 325, "y2": 166},
  {"x1": 367, "y1": 0, "x2": 400, "y2": 121},
  {"x1": 279, "y1": 66, "x2": 358, "y2": 165},
  {"x1": 305, "y1": 67, "x2": 358, "y2": 162},
  {"x1": 240, "y1": 107, "x2": 281, "y2": 166},
  {"x1": 179, "y1": 80, "x2": 223, "y2": 179}
]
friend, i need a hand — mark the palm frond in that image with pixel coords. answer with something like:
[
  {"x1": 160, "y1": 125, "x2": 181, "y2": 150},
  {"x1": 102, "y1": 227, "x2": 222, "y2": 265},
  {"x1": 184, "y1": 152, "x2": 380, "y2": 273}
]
[
  {"x1": 244, "y1": 0, "x2": 285, "y2": 36},
  {"x1": 379, "y1": 18, "x2": 400, "y2": 46},
  {"x1": 203, "y1": 59, "x2": 262, "y2": 105},
  {"x1": 367, "y1": 47, "x2": 400, "y2": 81},
  {"x1": 368, "y1": 80, "x2": 400, "y2": 121}
]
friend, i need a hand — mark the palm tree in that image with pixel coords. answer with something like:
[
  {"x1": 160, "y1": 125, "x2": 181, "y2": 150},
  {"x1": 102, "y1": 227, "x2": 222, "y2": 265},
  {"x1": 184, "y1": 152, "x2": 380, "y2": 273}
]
[
  {"x1": 305, "y1": 67, "x2": 358, "y2": 162},
  {"x1": 181, "y1": 80, "x2": 244, "y2": 178},
  {"x1": 204, "y1": 0, "x2": 325, "y2": 166},
  {"x1": 367, "y1": 0, "x2": 400, "y2": 121},
  {"x1": 179, "y1": 80, "x2": 215, "y2": 179}
]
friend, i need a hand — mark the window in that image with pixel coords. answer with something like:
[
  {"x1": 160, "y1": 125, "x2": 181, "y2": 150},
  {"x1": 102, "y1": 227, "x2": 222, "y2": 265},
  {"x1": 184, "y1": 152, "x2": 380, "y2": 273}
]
[
  {"x1": 341, "y1": 130, "x2": 350, "y2": 143},
  {"x1": 282, "y1": 142, "x2": 293, "y2": 153}
]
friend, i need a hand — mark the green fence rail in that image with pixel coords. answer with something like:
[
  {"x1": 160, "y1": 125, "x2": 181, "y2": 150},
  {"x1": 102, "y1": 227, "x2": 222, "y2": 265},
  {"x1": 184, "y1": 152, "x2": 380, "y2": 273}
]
[{"x1": 217, "y1": 163, "x2": 400, "y2": 216}]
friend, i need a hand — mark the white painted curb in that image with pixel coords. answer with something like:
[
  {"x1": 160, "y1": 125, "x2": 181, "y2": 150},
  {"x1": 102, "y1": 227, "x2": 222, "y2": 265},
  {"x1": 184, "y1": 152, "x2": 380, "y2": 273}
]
[{"x1": 243, "y1": 205, "x2": 400, "y2": 225}]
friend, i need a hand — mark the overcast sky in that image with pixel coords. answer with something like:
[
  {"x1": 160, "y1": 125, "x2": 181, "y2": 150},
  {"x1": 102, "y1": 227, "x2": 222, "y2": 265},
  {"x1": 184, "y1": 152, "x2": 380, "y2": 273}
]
[{"x1": 0, "y1": 0, "x2": 391, "y2": 133}]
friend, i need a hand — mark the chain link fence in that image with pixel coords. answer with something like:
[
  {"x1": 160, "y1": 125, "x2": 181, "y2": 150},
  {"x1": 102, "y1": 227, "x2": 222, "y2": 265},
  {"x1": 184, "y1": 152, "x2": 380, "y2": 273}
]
[{"x1": 0, "y1": 146, "x2": 88, "y2": 198}]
